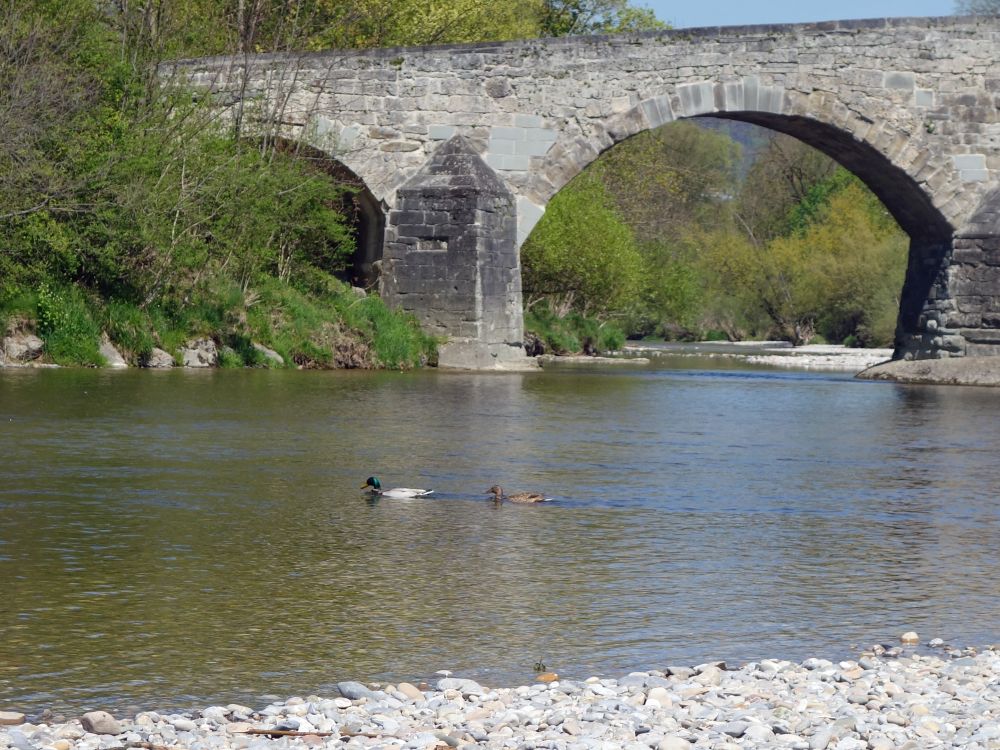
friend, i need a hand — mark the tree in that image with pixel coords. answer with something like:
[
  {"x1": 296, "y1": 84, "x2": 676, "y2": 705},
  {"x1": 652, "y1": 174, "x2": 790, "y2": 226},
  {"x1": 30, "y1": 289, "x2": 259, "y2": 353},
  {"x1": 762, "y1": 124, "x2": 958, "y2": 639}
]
[
  {"x1": 954, "y1": 0, "x2": 1000, "y2": 14},
  {"x1": 521, "y1": 173, "x2": 643, "y2": 317},
  {"x1": 700, "y1": 170, "x2": 907, "y2": 346},
  {"x1": 734, "y1": 133, "x2": 837, "y2": 246},
  {"x1": 538, "y1": 0, "x2": 666, "y2": 36}
]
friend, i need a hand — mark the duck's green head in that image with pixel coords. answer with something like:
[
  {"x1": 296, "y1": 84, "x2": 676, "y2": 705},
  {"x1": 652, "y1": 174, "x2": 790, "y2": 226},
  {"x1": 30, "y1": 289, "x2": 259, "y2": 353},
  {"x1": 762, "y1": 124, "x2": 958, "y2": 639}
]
[{"x1": 361, "y1": 476, "x2": 381, "y2": 490}]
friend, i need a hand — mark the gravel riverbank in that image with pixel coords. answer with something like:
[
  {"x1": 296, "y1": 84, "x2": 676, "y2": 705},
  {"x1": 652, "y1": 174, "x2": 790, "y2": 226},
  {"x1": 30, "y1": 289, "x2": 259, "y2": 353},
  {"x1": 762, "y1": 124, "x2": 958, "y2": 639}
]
[
  {"x1": 623, "y1": 343, "x2": 893, "y2": 374},
  {"x1": 3, "y1": 641, "x2": 998, "y2": 750}
]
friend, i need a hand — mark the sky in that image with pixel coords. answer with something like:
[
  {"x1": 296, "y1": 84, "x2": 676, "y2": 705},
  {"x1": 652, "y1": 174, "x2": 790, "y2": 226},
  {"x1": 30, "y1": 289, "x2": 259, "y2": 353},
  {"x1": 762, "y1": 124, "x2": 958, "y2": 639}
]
[{"x1": 647, "y1": 0, "x2": 957, "y2": 29}]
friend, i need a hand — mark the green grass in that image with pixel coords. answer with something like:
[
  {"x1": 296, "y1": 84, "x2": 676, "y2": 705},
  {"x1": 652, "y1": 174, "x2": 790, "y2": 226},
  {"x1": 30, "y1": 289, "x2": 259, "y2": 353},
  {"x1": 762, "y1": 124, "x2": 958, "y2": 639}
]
[
  {"x1": 525, "y1": 301, "x2": 625, "y2": 356},
  {"x1": 0, "y1": 270, "x2": 436, "y2": 370},
  {"x1": 102, "y1": 300, "x2": 156, "y2": 362},
  {"x1": 35, "y1": 283, "x2": 103, "y2": 366}
]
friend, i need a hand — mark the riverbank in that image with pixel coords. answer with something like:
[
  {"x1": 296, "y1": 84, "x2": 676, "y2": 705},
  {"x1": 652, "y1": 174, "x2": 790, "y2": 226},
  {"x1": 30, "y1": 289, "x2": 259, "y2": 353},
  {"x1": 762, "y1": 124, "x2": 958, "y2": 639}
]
[
  {"x1": 3, "y1": 642, "x2": 997, "y2": 750},
  {"x1": 858, "y1": 357, "x2": 1000, "y2": 387},
  {"x1": 625, "y1": 342, "x2": 893, "y2": 373},
  {"x1": 0, "y1": 279, "x2": 436, "y2": 371}
]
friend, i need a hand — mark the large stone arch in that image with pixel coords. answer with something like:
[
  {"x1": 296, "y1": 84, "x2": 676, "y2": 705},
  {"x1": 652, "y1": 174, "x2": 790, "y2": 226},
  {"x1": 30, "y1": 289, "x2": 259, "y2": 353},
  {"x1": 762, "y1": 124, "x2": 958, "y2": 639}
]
[{"x1": 531, "y1": 80, "x2": 963, "y2": 359}]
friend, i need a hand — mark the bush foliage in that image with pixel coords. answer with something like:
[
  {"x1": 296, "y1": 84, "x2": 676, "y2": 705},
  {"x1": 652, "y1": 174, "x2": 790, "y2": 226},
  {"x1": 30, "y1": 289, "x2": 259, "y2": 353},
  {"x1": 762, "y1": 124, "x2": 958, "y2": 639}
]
[{"x1": 522, "y1": 123, "x2": 909, "y2": 349}]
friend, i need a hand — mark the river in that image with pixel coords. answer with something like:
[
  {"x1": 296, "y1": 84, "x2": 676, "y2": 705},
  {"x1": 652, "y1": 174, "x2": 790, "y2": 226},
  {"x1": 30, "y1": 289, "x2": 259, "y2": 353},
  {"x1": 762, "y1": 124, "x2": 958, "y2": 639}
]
[{"x1": 2, "y1": 356, "x2": 999, "y2": 715}]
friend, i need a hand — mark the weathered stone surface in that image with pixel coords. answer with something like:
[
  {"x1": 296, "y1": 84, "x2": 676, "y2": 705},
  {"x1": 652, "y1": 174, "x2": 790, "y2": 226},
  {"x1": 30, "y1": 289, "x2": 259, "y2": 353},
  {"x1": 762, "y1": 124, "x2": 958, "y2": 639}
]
[
  {"x1": 145, "y1": 348, "x2": 174, "y2": 368},
  {"x1": 337, "y1": 681, "x2": 377, "y2": 701},
  {"x1": 2, "y1": 333, "x2": 44, "y2": 363},
  {"x1": 99, "y1": 334, "x2": 128, "y2": 368},
  {"x1": 252, "y1": 342, "x2": 284, "y2": 366},
  {"x1": 859, "y1": 357, "x2": 1000, "y2": 386},
  {"x1": 395, "y1": 682, "x2": 424, "y2": 701},
  {"x1": 180, "y1": 338, "x2": 218, "y2": 368},
  {"x1": 382, "y1": 136, "x2": 533, "y2": 371},
  {"x1": 80, "y1": 711, "x2": 122, "y2": 735},
  {"x1": 166, "y1": 17, "x2": 1000, "y2": 366},
  {"x1": 0, "y1": 712, "x2": 25, "y2": 726}
]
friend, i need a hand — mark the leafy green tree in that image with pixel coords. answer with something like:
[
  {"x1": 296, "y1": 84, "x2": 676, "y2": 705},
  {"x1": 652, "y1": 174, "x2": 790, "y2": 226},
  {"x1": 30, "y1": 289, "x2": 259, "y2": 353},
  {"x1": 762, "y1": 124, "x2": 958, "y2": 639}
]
[
  {"x1": 521, "y1": 173, "x2": 643, "y2": 317},
  {"x1": 538, "y1": 0, "x2": 666, "y2": 36},
  {"x1": 734, "y1": 133, "x2": 838, "y2": 246},
  {"x1": 596, "y1": 121, "x2": 740, "y2": 246},
  {"x1": 701, "y1": 169, "x2": 906, "y2": 346}
]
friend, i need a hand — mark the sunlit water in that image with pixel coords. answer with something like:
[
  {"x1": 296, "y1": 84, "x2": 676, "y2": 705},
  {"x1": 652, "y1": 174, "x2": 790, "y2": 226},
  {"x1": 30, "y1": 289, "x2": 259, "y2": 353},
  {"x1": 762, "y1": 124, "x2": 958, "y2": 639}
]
[{"x1": 2, "y1": 357, "x2": 1000, "y2": 715}]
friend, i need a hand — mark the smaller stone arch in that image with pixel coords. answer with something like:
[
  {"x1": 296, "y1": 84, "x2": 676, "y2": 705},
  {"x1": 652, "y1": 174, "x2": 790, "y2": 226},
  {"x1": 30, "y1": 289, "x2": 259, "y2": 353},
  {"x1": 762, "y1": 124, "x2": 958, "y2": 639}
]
[{"x1": 272, "y1": 138, "x2": 386, "y2": 289}]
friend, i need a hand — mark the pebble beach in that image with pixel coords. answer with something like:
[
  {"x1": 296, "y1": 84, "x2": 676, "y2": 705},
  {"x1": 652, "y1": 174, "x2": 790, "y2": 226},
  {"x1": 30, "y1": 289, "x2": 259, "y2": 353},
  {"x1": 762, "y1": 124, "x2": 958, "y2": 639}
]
[{"x1": 3, "y1": 639, "x2": 998, "y2": 750}]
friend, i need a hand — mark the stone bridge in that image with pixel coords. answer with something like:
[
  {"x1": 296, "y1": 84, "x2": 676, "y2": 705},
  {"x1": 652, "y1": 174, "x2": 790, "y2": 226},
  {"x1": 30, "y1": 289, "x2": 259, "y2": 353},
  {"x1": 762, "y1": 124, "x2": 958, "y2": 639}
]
[{"x1": 166, "y1": 16, "x2": 1000, "y2": 369}]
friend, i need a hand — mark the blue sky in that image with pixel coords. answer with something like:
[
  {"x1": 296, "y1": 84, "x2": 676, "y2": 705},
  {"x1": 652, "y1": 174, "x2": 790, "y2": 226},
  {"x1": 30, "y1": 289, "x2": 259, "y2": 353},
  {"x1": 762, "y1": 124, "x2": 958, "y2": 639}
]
[{"x1": 646, "y1": 0, "x2": 957, "y2": 29}]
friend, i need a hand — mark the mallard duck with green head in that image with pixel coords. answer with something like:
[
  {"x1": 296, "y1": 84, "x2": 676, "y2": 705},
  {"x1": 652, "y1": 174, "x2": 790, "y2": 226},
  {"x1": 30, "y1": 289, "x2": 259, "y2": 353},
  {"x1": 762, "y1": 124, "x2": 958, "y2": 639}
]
[
  {"x1": 487, "y1": 485, "x2": 550, "y2": 504},
  {"x1": 361, "y1": 476, "x2": 434, "y2": 498}
]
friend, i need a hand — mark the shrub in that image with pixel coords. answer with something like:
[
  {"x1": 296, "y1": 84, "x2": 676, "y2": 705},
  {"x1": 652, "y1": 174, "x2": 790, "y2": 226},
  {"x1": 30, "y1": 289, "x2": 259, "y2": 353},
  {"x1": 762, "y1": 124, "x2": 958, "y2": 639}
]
[{"x1": 36, "y1": 283, "x2": 103, "y2": 365}]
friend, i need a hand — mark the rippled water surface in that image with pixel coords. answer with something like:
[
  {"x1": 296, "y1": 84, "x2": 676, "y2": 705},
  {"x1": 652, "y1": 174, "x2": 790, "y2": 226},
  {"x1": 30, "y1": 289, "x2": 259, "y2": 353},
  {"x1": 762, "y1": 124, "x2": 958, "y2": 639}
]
[{"x1": 2, "y1": 359, "x2": 1000, "y2": 714}]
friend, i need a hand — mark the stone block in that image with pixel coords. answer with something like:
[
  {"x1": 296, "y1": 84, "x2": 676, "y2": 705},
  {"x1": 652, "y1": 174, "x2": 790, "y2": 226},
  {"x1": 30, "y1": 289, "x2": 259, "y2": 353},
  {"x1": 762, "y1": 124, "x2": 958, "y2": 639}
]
[
  {"x1": 500, "y1": 155, "x2": 531, "y2": 171},
  {"x1": 640, "y1": 95, "x2": 673, "y2": 127},
  {"x1": 953, "y1": 153, "x2": 987, "y2": 171},
  {"x1": 722, "y1": 81, "x2": 744, "y2": 111},
  {"x1": 960, "y1": 169, "x2": 990, "y2": 183},
  {"x1": 491, "y1": 125, "x2": 525, "y2": 141},
  {"x1": 428, "y1": 124, "x2": 456, "y2": 140},
  {"x1": 523, "y1": 128, "x2": 558, "y2": 143},
  {"x1": 677, "y1": 82, "x2": 715, "y2": 116},
  {"x1": 742, "y1": 76, "x2": 760, "y2": 111},
  {"x1": 884, "y1": 71, "x2": 915, "y2": 90},
  {"x1": 758, "y1": 85, "x2": 785, "y2": 114},
  {"x1": 513, "y1": 113, "x2": 544, "y2": 128},
  {"x1": 605, "y1": 107, "x2": 645, "y2": 142},
  {"x1": 514, "y1": 140, "x2": 553, "y2": 157},
  {"x1": 487, "y1": 137, "x2": 516, "y2": 155}
]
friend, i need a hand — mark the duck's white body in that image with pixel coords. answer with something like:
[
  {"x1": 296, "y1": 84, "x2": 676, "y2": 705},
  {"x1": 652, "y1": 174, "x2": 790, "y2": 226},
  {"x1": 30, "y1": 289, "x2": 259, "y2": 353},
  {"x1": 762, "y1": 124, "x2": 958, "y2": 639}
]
[
  {"x1": 379, "y1": 487, "x2": 434, "y2": 498},
  {"x1": 362, "y1": 477, "x2": 433, "y2": 498}
]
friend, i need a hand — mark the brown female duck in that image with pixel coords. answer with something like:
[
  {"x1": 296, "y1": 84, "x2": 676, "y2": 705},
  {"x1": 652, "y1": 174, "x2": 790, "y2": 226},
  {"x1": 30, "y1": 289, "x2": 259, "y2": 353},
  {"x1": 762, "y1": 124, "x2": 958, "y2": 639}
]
[{"x1": 487, "y1": 485, "x2": 550, "y2": 504}]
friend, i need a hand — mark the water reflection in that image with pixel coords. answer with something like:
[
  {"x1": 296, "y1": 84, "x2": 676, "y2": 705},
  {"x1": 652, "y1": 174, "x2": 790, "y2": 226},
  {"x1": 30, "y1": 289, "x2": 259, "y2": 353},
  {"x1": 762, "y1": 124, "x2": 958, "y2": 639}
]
[{"x1": 1, "y1": 364, "x2": 1000, "y2": 714}]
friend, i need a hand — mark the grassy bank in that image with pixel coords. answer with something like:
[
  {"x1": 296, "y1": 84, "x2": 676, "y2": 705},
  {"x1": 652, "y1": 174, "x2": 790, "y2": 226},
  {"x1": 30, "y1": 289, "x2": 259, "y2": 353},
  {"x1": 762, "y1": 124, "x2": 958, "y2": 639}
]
[
  {"x1": 1, "y1": 275, "x2": 436, "y2": 370},
  {"x1": 524, "y1": 302, "x2": 626, "y2": 356}
]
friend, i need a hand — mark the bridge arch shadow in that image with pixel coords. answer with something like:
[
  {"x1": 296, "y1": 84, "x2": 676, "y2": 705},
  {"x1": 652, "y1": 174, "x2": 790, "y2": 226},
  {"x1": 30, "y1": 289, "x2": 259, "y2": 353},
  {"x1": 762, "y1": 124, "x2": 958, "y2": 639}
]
[
  {"x1": 534, "y1": 94, "x2": 958, "y2": 356},
  {"x1": 271, "y1": 139, "x2": 385, "y2": 290}
]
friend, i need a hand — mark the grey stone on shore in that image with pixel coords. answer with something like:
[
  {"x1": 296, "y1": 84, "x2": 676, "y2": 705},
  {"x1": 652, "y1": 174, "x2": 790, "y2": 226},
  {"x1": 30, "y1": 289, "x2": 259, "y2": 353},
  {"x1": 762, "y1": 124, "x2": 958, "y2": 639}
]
[
  {"x1": 145, "y1": 348, "x2": 174, "y2": 368},
  {"x1": 252, "y1": 343, "x2": 284, "y2": 366},
  {"x1": 80, "y1": 711, "x2": 122, "y2": 735},
  {"x1": 436, "y1": 677, "x2": 486, "y2": 696},
  {"x1": 99, "y1": 334, "x2": 128, "y2": 368},
  {"x1": 8, "y1": 646, "x2": 1000, "y2": 750},
  {"x1": 180, "y1": 338, "x2": 218, "y2": 368},
  {"x1": 2, "y1": 332, "x2": 44, "y2": 364},
  {"x1": 337, "y1": 681, "x2": 378, "y2": 701},
  {"x1": 858, "y1": 357, "x2": 1000, "y2": 386}
]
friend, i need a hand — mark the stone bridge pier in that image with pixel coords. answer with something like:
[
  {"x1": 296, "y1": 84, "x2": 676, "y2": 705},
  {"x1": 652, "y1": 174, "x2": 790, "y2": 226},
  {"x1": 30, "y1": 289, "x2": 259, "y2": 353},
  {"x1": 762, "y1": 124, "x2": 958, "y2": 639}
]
[{"x1": 168, "y1": 15, "x2": 1000, "y2": 368}]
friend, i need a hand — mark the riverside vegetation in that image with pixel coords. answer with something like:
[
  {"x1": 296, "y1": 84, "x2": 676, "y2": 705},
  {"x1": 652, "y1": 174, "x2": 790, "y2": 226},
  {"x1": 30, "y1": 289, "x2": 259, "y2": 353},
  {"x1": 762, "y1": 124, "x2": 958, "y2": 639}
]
[
  {"x1": 521, "y1": 123, "x2": 909, "y2": 355},
  {"x1": 0, "y1": 1, "x2": 908, "y2": 366},
  {"x1": 0, "y1": 1, "x2": 448, "y2": 370},
  {"x1": 0, "y1": 0, "x2": 663, "y2": 369}
]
